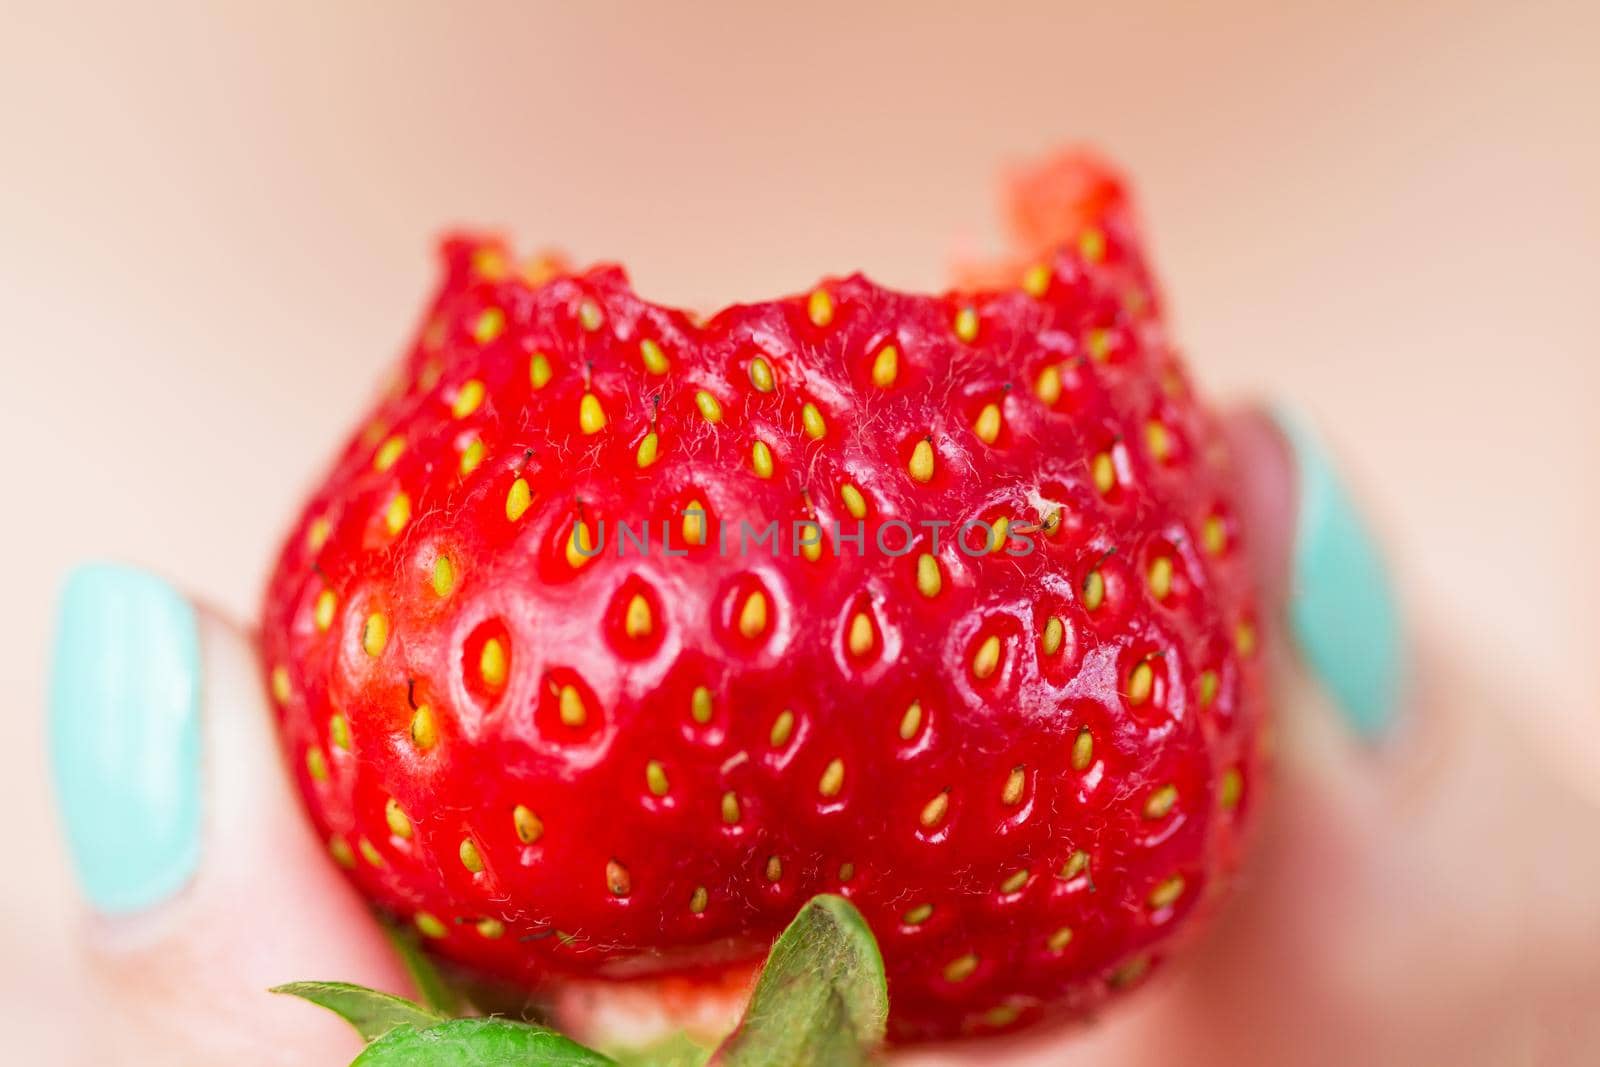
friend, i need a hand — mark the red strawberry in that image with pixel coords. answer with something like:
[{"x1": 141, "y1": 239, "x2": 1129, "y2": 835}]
[{"x1": 261, "y1": 149, "x2": 1267, "y2": 1043}]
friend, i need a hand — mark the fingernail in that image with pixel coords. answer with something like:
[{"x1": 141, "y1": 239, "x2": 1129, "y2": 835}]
[
  {"x1": 1274, "y1": 411, "x2": 1405, "y2": 737},
  {"x1": 49, "y1": 563, "x2": 202, "y2": 913}
]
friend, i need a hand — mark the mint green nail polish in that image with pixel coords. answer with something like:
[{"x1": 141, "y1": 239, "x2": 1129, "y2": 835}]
[
  {"x1": 1276, "y1": 413, "x2": 1404, "y2": 737},
  {"x1": 49, "y1": 563, "x2": 201, "y2": 913}
]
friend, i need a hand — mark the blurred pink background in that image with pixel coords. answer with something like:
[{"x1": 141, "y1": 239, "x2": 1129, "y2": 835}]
[{"x1": 2, "y1": 0, "x2": 1595, "y2": 1057}]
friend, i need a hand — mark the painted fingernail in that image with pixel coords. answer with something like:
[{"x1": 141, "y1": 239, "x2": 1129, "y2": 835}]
[
  {"x1": 49, "y1": 563, "x2": 202, "y2": 913},
  {"x1": 1275, "y1": 411, "x2": 1405, "y2": 737}
]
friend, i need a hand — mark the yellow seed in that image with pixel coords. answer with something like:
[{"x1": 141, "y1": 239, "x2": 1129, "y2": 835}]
[
  {"x1": 1035, "y1": 364, "x2": 1062, "y2": 405},
  {"x1": 1091, "y1": 452, "x2": 1116, "y2": 495},
  {"x1": 1001, "y1": 766, "x2": 1026, "y2": 806},
  {"x1": 529, "y1": 352, "x2": 553, "y2": 389},
  {"x1": 943, "y1": 954, "x2": 979, "y2": 982},
  {"x1": 476, "y1": 918, "x2": 505, "y2": 939},
  {"x1": 1202, "y1": 514, "x2": 1227, "y2": 555},
  {"x1": 982, "y1": 1005, "x2": 1021, "y2": 1029},
  {"x1": 417, "y1": 358, "x2": 443, "y2": 392},
  {"x1": 428, "y1": 556, "x2": 455, "y2": 598},
  {"x1": 847, "y1": 611, "x2": 874, "y2": 657},
  {"x1": 384, "y1": 492, "x2": 411, "y2": 536},
  {"x1": 840, "y1": 483, "x2": 867, "y2": 519},
  {"x1": 770, "y1": 709, "x2": 795, "y2": 747},
  {"x1": 818, "y1": 758, "x2": 845, "y2": 798},
  {"x1": 1198, "y1": 669, "x2": 1219, "y2": 707},
  {"x1": 358, "y1": 837, "x2": 384, "y2": 868},
  {"x1": 385, "y1": 798, "x2": 412, "y2": 839},
  {"x1": 737, "y1": 591, "x2": 769, "y2": 639},
  {"x1": 1082, "y1": 569, "x2": 1105, "y2": 611},
  {"x1": 751, "y1": 440, "x2": 774, "y2": 478},
  {"x1": 749, "y1": 357, "x2": 775, "y2": 393},
  {"x1": 765, "y1": 855, "x2": 783, "y2": 882},
  {"x1": 271, "y1": 664, "x2": 292, "y2": 704},
  {"x1": 306, "y1": 516, "x2": 332, "y2": 551},
  {"x1": 721, "y1": 791, "x2": 742, "y2": 824},
  {"x1": 999, "y1": 868, "x2": 1029, "y2": 894},
  {"x1": 689, "y1": 886, "x2": 709, "y2": 914},
  {"x1": 695, "y1": 390, "x2": 723, "y2": 423},
  {"x1": 920, "y1": 791, "x2": 950, "y2": 829},
  {"x1": 1145, "y1": 784, "x2": 1178, "y2": 819},
  {"x1": 871, "y1": 345, "x2": 899, "y2": 388},
  {"x1": 506, "y1": 477, "x2": 532, "y2": 522},
  {"x1": 954, "y1": 306, "x2": 979, "y2": 343},
  {"x1": 479, "y1": 637, "x2": 508, "y2": 690},
  {"x1": 415, "y1": 912, "x2": 448, "y2": 939},
  {"x1": 566, "y1": 519, "x2": 596, "y2": 569},
  {"x1": 909, "y1": 438, "x2": 935, "y2": 483},
  {"x1": 1220, "y1": 767, "x2": 1243, "y2": 810},
  {"x1": 1022, "y1": 263, "x2": 1052, "y2": 297},
  {"x1": 683, "y1": 500, "x2": 706, "y2": 546},
  {"x1": 972, "y1": 634, "x2": 1002, "y2": 680},
  {"x1": 452, "y1": 379, "x2": 486, "y2": 419},
  {"x1": 460, "y1": 838, "x2": 484, "y2": 873},
  {"x1": 473, "y1": 307, "x2": 505, "y2": 344},
  {"x1": 1042, "y1": 616, "x2": 1065, "y2": 656},
  {"x1": 1235, "y1": 620, "x2": 1257, "y2": 656},
  {"x1": 1148, "y1": 874, "x2": 1186, "y2": 910},
  {"x1": 989, "y1": 516, "x2": 1010, "y2": 554},
  {"x1": 558, "y1": 684, "x2": 587, "y2": 726},
  {"x1": 1145, "y1": 420, "x2": 1171, "y2": 462},
  {"x1": 899, "y1": 702, "x2": 923, "y2": 740},
  {"x1": 916, "y1": 553, "x2": 942, "y2": 598},
  {"x1": 471, "y1": 246, "x2": 506, "y2": 279},
  {"x1": 624, "y1": 594, "x2": 653, "y2": 639},
  {"x1": 1071, "y1": 728, "x2": 1094, "y2": 771},
  {"x1": 329, "y1": 713, "x2": 350, "y2": 751},
  {"x1": 578, "y1": 298, "x2": 603, "y2": 332},
  {"x1": 646, "y1": 760, "x2": 670, "y2": 796},
  {"x1": 1127, "y1": 660, "x2": 1154, "y2": 705},
  {"x1": 838, "y1": 862, "x2": 856, "y2": 882},
  {"x1": 1148, "y1": 556, "x2": 1173, "y2": 600},
  {"x1": 1086, "y1": 328, "x2": 1113, "y2": 362},
  {"x1": 579, "y1": 392, "x2": 606, "y2": 434},
  {"x1": 801, "y1": 402, "x2": 826, "y2": 440},
  {"x1": 636, "y1": 431, "x2": 659, "y2": 469},
  {"x1": 904, "y1": 903, "x2": 933, "y2": 925},
  {"x1": 410, "y1": 705, "x2": 437, "y2": 750},
  {"x1": 800, "y1": 529, "x2": 822, "y2": 562},
  {"x1": 513, "y1": 804, "x2": 543, "y2": 844},
  {"x1": 973, "y1": 402, "x2": 1002, "y2": 444},
  {"x1": 807, "y1": 289, "x2": 834, "y2": 327},
  {"x1": 1060, "y1": 849, "x2": 1090, "y2": 880},
  {"x1": 606, "y1": 859, "x2": 631, "y2": 896},
  {"x1": 639, "y1": 338, "x2": 669, "y2": 374},
  {"x1": 1079, "y1": 228, "x2": 1106, "y2": 262},
  {"x1": 459, "y1": 438, "x2": 486, "y2": 477},
  {"x1": 691, "y1": 686, "x2": 714, "y2": 724},
  {"x1": 374, "y1": 435, "x2": 406, "y2": 472},
  {"x1": 362, "y1": 612, "x2": 389, "y2": 657},
  {"x1": 1047, "y1": 926, "x2": 1074, "y2": 952},
  {"x1": 305, "y1": 745, "x2": 328, "y2": 781},
  {"x1": 329, "y1": 835, "x2": 356, "y2": 869}
]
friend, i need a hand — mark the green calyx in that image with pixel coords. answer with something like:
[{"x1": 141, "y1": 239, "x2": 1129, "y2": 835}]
[{"x1": 274, "y1": 894, "x2": 889, "y2": 1067}]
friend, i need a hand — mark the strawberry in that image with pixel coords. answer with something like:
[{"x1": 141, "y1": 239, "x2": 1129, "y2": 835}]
[{"x1": 261, "y1": 149, "x2": 1267, "y2": 1043}]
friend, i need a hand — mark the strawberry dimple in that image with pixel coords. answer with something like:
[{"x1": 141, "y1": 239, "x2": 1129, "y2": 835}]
[{"x1": 261, "y1": 150, "x2": 1268, "y2": 1042}]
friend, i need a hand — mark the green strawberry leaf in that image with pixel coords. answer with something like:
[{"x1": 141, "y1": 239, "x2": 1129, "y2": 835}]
[
  {"x1": 269, "y1": 981, "x2": 444, "y2": 1041},
  {"x1": 710, "y1": 894, "x2": 888, "y2": 1067},
  {"x1": 351, "y1": 1018, "x2": 616, "y2": 1066},
  {"x1": 381, "y1": 918, "x2": 463, "y2": 1015}
]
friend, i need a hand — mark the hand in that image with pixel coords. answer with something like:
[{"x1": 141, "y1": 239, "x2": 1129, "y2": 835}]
[{"x1": 43, "y1": 412, "x2": 1600, "y2": 1065}]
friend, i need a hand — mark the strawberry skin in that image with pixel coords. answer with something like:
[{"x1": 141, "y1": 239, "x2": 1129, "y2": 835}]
[{"x1": 261, "y1": 152, "x2": 1267, "y2": 1042}]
